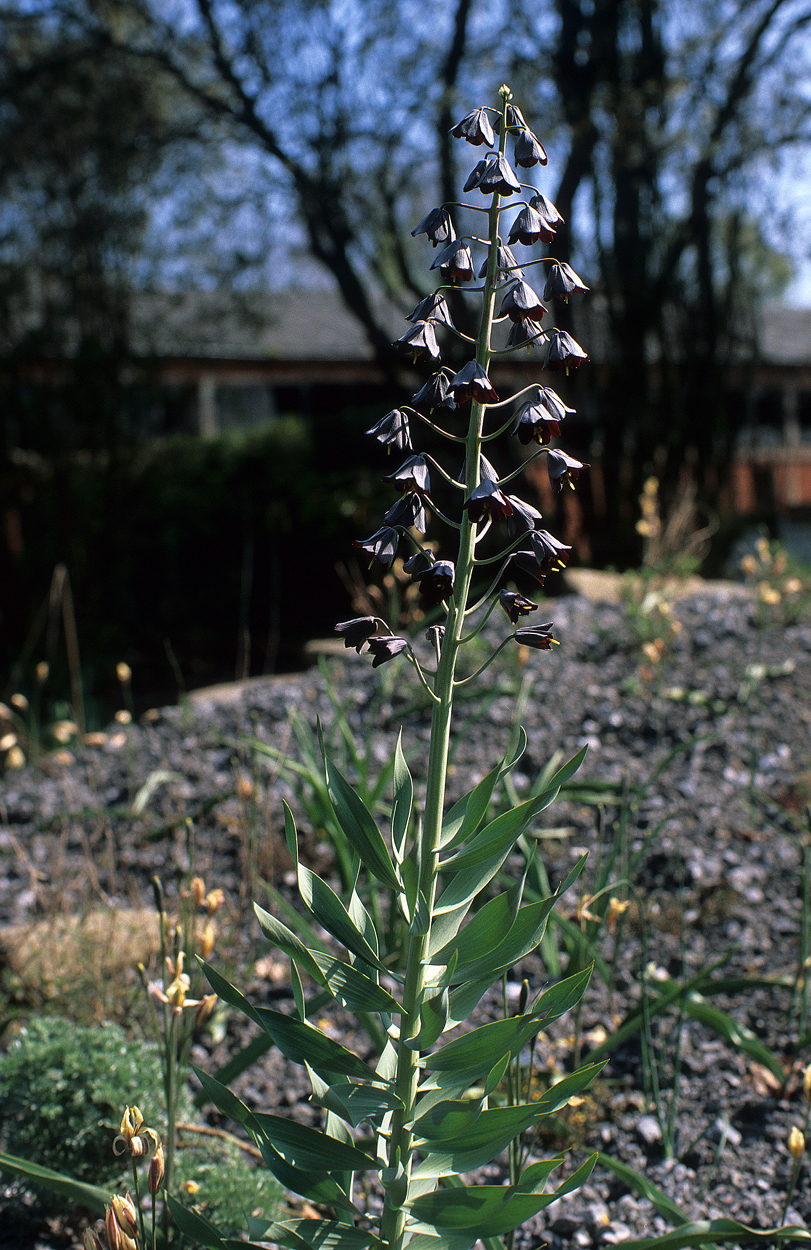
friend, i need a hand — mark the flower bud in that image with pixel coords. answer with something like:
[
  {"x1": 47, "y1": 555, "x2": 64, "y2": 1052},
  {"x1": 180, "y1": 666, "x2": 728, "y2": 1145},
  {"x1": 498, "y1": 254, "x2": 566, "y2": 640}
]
[
  {"x1": 111, "y1": 1193, "x2": 139, "y2": 1238},
  {"x1": 36, "y1": 661, "x2": 49, "y2": 684},
  {"x1": 803, "y1": 1064, "x2": 811, "y2": 1104},
  {"x1": 116, "y1": 662, "x2": 132, "y2": 684},
  {"x1": 189, "y1": 876, "x2": 206, "y2": 908},
  {"x1": 82, "y1": 1226, "x2": 104, "y2": 1250},
  {"x1": 789, "y1": 1125, "x2": 805, "y2": 1159},
  {"x1": 200, "y1": 919, "x2": 216, "y2": 959},
  {"x1": 148, "y1": 1140, "x2": 165, "y2": 1195},
  {"x1": 194, "y1": 993, "x2": 218, "y2": 1028}
]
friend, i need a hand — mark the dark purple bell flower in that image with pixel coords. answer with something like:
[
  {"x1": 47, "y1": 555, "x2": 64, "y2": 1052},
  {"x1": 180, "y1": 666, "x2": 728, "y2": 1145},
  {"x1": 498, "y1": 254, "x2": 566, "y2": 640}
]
[
  {"x1": 408, "y1": 292, "x2": 456, "y2": 329},
  {"x1": 367, "y1": 636, "x2": 409, "y2": 667},
  {"x1": 450, "y1": 108, "x2": 495, "y2": 147},
  {"x1": 479, "y1": 243, "x2": 523, "y2": 280},
  {"x1": 412, "y1": 206, "x2": 455, "y2": 248},
  {"x1": 384, "y1": 454, "x2": 431, "y2": 496},
  {"x1": 498, "y1": 590, "x2": 538, "y2": 624},
  {"x1": 505, "y1": 495, "x2": 544, "y2": 536},
  {"x1": 514, "y1": 128, "x2": 547, "y2": 167},
  {"x1": 412, "y1": 371, "x2": 457, "y2": 413},
  {"x1": 335, "y1": 617, "x2": 377, "y2": 653},
  {"x1": 416, "y1": 559, "x2": 455, "y2": 604},
  {"x1": 508, "y1": 205, "x2": 546, "y2": 247},
  {"x1": 463, "y1": 479, "x2": 514, "y2": 525},
  {"x1": 512, "y1": 389, "x2": 571, "y2": 445},
  {"x1": 395, "y1": 320, "x2": 441, "y2": 364},
  {"x1": 513, "y1": 622, "x2": 557, "y2": 650},
  {"x1": 402, "y1": 551, "x2": 434, "y2": 576},
  {"x1": 354, "y1": 527, "x2": 400, "y2": 569},
  {"x1": 506, "y1": 318, "x2": 546, "y2": 350},
  {"x1": 530, "y1": 529, "x2": 572, "y2": 571},
  {"x1": 383, "y1": 491, "x2": 427, "y2": 533},
  {"x1": 530, "y1": 193, "x2": 564, "y2": 238},
  {"x1": 367, "y1": 409, "x2": 412, "y2": 452},
  {"x1": 543, "y1": 329, "x2": 589, "y2": 372},
  {"x1": 499, "y1": 280, "x2": 546, "y2": 323},
  {"x1": 513, "y1": 551, "x2": 547, "y2": 585},
  {"x1": 430, "y1": 238, "x2": 474, "y2": 284},
  {"x1": 472, "y1": 153, "x2": 521, "y2": 196},
  {"x1": 547, "y1": 449, "x2": 589, "y2": 492},
  {"x1": 543, "y1": 260, "x2": 588, "y2": 303},
  {"x1": 449, "y1": 359, "x2": 498, "y2": 404}
]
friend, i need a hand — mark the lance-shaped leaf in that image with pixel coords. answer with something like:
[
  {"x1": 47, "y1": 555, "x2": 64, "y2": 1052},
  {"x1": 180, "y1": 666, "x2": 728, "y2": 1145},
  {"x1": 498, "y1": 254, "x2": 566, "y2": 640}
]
[
  {"x1": 440, "y1": 729, "x2": 527, "y2": 850},
  {"x1": 298, "y1": 864, "x2": 384, "y2": 971},
  {"x1": 194, "y1": 1066, "x2": 264, "y2": 1139},
  {"x1": 413, "y1": 1063, "x2": 604, "y2": 1171},
  {"x1": 424, "y1": 967, "x2": 592, "y2": 1078},
  {"x1": 439, "y1": 784, "x2": 562, "y2": 874},
  {"x1": 166, "y1": 1193, "x2": 224, "y2": 1250},
  {"x1": 326, "y1": 754, "x2": 401, "y2": 891},
  {"x1": 407, "y1": 1155, "x2": 597, "y2": 1236},
  {"x1": 251, "y1": 1004, "x2": 379, "y2": 1081},
  {"x1": 245, "y1": 1218, "x2": 380, "y2": 1250},
  {"x1": 252, "y1": 1111, "x2": 376, "y2": 1173},
  {"x1": 258, "y1": 1138, "x2": 359, "y2": 1217},
  {"x1": 404, "y1": 1235, "x2": 476, "y2": 1250},
  {"x1": 414, "y1": 986, "x2": 450, "y2": 1048},
  {"x1": 254, "y1": 904, "x2": 400, "y2": 1014},
  {"x1": 429, "y1": 876, "x2": 523, "y2": 964},
  {"x1": 308, "y1": 1069, "x2": 403, "y2": 1129},
  {"x1": 435, "y1": 892, "x2": 558, "y2": 986},
  {"x1": 391, "y1": 730, "x2": 413, "y2": 864}
]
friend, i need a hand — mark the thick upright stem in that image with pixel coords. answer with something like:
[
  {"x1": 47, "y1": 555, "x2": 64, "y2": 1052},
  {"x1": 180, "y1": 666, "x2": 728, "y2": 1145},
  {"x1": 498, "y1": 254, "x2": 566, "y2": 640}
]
[{"x1": 379, "y1": 89, "x2": 512, "y2": 1250}]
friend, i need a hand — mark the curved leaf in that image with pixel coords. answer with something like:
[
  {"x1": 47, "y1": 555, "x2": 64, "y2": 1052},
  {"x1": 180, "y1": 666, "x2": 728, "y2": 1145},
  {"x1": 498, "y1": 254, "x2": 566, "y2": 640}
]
[
  {"x1": 297, "y1": 865, "x2": 384, "y2": 969},
  {"x1": 0, "y1": 1150, "x2": 109, "y2": 1214},
  {"x1": 440, "y1": 786, "x2": 562, "y2": 874},
  {"x1": 258, "y1": 1139, "x2": 358, "y2": 1216},
  {"x1": 253, "y1": 1112, "x2": 377, "y2": 1172},
  {"x1": 441, "y1": 729, "x2": 527, "y2": 851},
  {"x1": 166, "y1": 1192, "x2": 225, "y2": 1249},
  {"x1": 246, "y1": 1218, "x2": 379, "y2": 1250},
  {"x1": 253, "y1": 1004, "x2": 379, "y2": 1080},
  {"x1": 326, "y1": 754, "x2": 401, "y2": 890},
  {"x1": 392, "y1": 730, "x2": 414, "y2": 863}
]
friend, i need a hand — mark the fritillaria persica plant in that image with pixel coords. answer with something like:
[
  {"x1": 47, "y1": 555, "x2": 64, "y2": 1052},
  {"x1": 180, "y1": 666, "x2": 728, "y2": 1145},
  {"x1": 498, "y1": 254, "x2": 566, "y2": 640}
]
[{"x1": 178, "y1": 86, "x2": 602, "y2": 1250}]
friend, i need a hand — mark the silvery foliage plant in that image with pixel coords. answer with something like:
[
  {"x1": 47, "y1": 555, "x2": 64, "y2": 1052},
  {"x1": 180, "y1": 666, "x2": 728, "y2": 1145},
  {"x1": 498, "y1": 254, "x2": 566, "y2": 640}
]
[{"x1": 175, "y1": 86, "x2": 604, "y2": 1250}]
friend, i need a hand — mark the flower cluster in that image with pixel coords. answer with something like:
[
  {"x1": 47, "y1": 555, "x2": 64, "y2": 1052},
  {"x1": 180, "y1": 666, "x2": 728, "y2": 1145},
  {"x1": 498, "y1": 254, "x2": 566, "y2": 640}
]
[{"x1": 338, "y1": 86, "x2": 590, "y2": 685}]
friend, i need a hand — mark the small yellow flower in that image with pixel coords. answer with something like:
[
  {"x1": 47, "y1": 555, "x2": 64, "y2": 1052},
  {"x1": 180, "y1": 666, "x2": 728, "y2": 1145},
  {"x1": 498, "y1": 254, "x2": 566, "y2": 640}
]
[
  {"x1": 757, "y1": 582, "x2": 781, "y2": 605},
  {"x1": 116, "y1": 662, "x2": 132, "y2": 684},
  {"x1": 205, "y1": 887, "x2": 225, "y2": 916},
  {"x1": 200, "y1": 919, "x2": 216, "y2": 959},
  {"x1": 803, "y1": 1063, "x2": 811, "y2": 1104},
  {"x1": 111, "y1": 1194, "x2": 139, "y2": 1239},
  {"x1": 789, "y1": 1125, "x2": 805, "y2": 1159},
  {"x1": 148, "y1": 1140, "x2": 165, "y2": 1195}
]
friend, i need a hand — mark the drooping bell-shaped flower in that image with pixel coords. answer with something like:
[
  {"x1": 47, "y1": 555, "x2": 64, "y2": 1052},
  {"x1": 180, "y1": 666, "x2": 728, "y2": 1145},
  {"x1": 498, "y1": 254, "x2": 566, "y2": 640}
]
[
  {"x1": 499, "y1": 589, "x2": 538, "y2": 623},
  {"x1": 479, "y1": 243, "x2": 524, "y2": 281},
  {"x1": 367, "y1": 409, "x2": 412, "y2": 451},
  {"x1": 463, "y1": 478, "x2": 514, "y2": 524},
  {"x1": 530, "y1": 528, "x2": 572, "y2": 571},
  {"x1": 449, "y1": 359, "x2": 498, "y2": 404},
  {"x1": 412, "y1": 206, "x2": 455, "y2": 248},
  {"x1": 408, "y1": 292, "x2": 456, "y2": 329},
  {"x1": 506, "y1": 318, "x2": 546, "y2": 350},
  {"x1": 513, "y1": 622, "x2": 557, "y2": 650},
  {"x1": 395, "y1": 320, "x2": 441, "y2": 364},
  {"x1": 451, "y1": 107, "x2": 495, "y2": 147},
  {"x1": 430, "y1": 238, "x2": 474, "y2": 283},
  {"x1": 514, "y1": 128, "x2": 547, "y2": 167},
  {"x1": 512, "y1": 388, "x2": 572, "y2": 445},
  {"x1": 547, "y1": 449, "x2": 589, "y2": 491},
  {"x1": 470, "y1": 153, "x2": 522, "y2": 196},
  {"x1": 367, "y1": 636, "x2": 409, "y2": 667},
  {"x1": 335, "y1": 617, "x2": 378, "y2": 653},
  {"x1": 383, "y1": 491, "x2": 427, "y2": 533},
  {"x1": 412, "y1": 370, "x2": 457, "y2": 413},
  {"x1": 384, "y1": 454, "x2": 431, "y2": 495},
  {"x1": 543, "y1": 328, "x2": 589, "y2": 372},
  {"x1": 506, "y1": 494, "x2": 544, "y2": 536},
  {"x1": 508, "y1": 205, "x2": 546, "y2": 247},
  {"x1": 415, "y1": 559, "x2": 455, "y2": 604},
  {"x1": 495, "y1": 103, "x2": 528, "y2": 135},
  {"x1": 530, "y1": 193, "x2": 564, "y2": 239},
  {"x1": 354, "y1": 527, "x2": 400, "y2": 569},
  {"x1": 499, "y1": 279, "x2": 546, "y2": 323},
  {"x1": 543, "y1": 261, "x2": 589, "y2": 303}
]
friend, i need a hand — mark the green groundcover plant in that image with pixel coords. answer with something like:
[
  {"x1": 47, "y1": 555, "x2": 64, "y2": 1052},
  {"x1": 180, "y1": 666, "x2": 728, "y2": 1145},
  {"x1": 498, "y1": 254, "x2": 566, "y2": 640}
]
[{"x1": 170, "y1": 88, "x2": 811, "y2": 1250}]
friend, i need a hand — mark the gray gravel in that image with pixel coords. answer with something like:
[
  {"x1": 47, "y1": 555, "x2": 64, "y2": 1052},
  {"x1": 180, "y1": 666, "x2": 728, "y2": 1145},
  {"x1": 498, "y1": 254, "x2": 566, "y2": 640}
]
[{"x1": 2, "y1": 581, "x2": 811, "y2": 1246}]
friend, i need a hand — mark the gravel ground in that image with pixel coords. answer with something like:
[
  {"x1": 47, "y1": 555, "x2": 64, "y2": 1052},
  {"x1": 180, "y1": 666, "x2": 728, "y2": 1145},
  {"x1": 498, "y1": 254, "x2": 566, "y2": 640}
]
[{"x1": 2, "y1": 577, "x2": 811, "y2": 1247}]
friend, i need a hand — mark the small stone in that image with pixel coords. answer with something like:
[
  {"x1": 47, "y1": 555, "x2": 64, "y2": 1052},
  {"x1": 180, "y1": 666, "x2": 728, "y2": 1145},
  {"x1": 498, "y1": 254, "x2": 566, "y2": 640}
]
[{"x1": 636, "y1": 1114, "x2": 663, "y2": 1148}]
